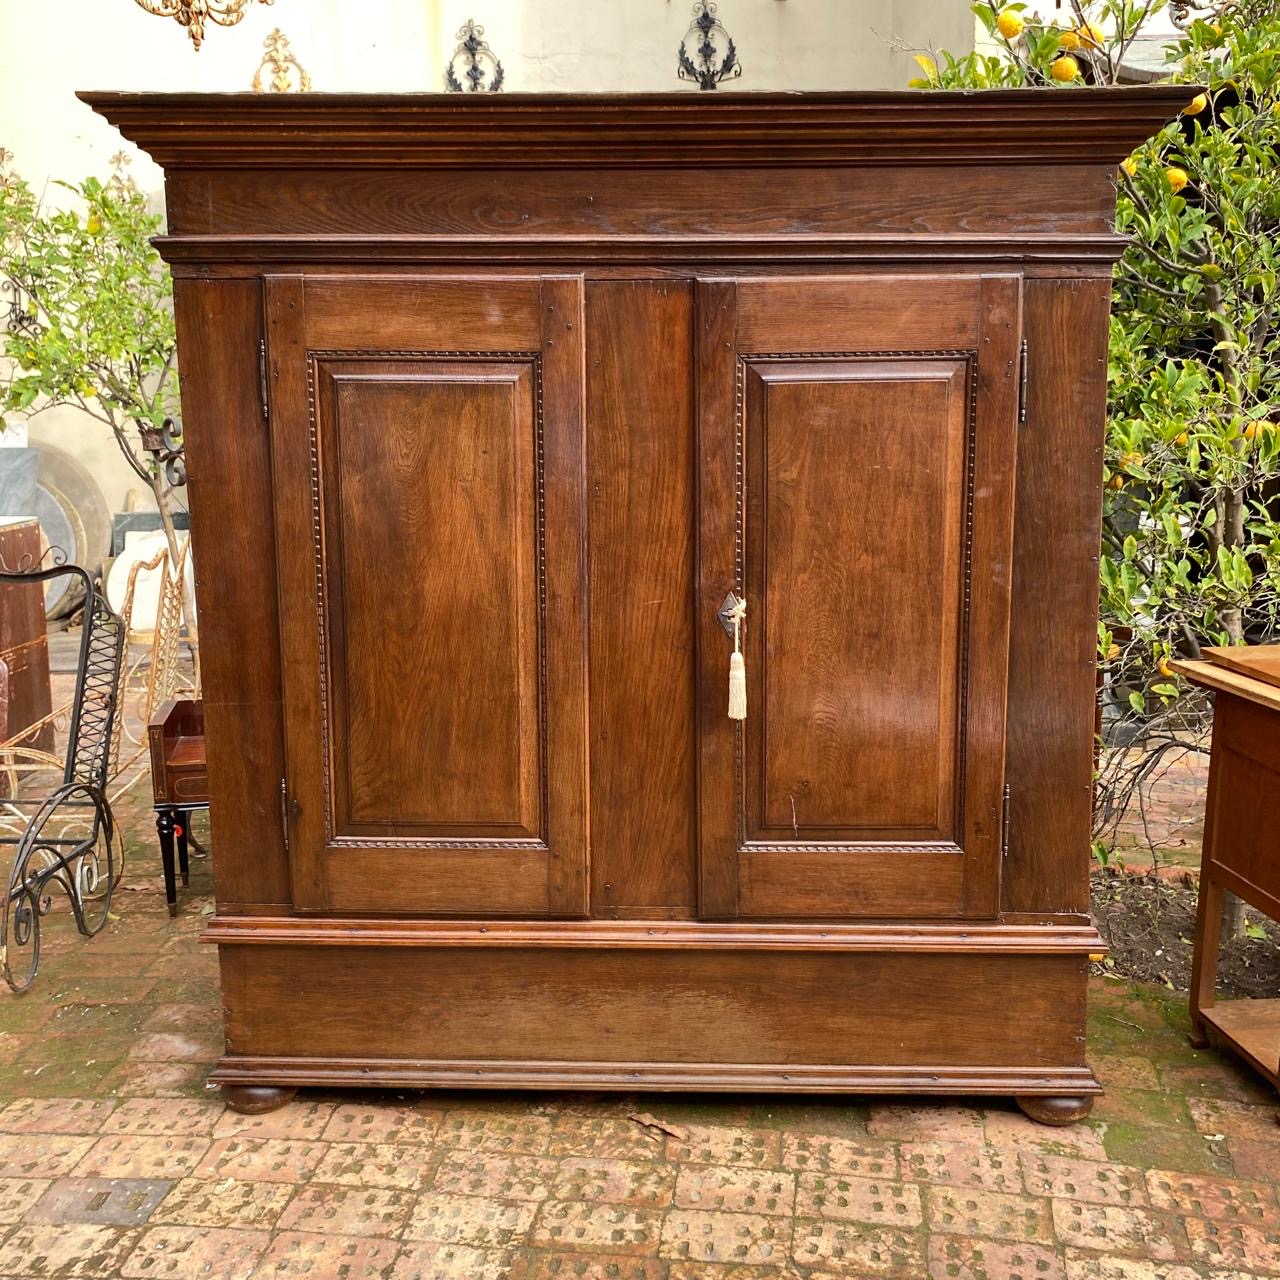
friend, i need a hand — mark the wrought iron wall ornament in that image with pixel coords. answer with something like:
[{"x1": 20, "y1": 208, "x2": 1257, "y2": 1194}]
[
  {"x1": 107, "y1": 152, "x2": 140, "y2": 196},
  {"x1": 139, "y1": 418, "x2": 188, "y2": 489},
  {"x1": 131, "y1": 0, "x2": 274, "y2": 51},
  {"x1": 445, "y1": 19, "x2": 505, "y2": 93},
  {"x1": 253, "y1": 27, "x2": 312, "y2": 92},
  {"x1": 0, "y1": 152, "x2": 35, "y2": 341},
  {"x1": 678, "y1": 1, "x2": 742, "y2": 91}
]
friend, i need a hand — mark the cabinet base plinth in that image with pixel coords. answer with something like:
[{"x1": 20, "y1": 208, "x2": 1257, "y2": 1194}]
[
  {"x1": 221, "y1": 1083, "x2": 298, "y2": 1115},
  {"x1": 1016, "y1": 1094, "x2": 1095, "y2": 1126},
  {"x1": 211, "y1": 939, "x2": 1101, "y2": 1114},
  {"x1": 210, "y1": 1057, "x2": 1100, "y2": 1101}
]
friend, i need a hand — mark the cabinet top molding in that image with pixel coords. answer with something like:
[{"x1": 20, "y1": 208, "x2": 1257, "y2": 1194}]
[{"x1": 82, "y1": 87, "x2": 1194, "y2": 170}]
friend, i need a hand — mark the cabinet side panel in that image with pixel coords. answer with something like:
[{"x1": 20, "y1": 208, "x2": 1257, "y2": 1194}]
[
  {"x1": 1003, "y1": 276, "x2": 1111, "y2": 914},
  {"x1": 586, "y1": 281, "x2": 697, "y2": 915},
  {"x1": 173, "y1": 278, "x2": 291, "y2": 908}
]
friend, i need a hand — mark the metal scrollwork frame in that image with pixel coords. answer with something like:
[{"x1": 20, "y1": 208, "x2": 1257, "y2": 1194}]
[
  {"x1": 678, "y1": 1, "x2": 742, "y2": 91},
  {"x1": 0, "y1": 563, "x2": 125, "y2": 993},
  {"x1": 445, "y1": 19, "x2": 506, "y2": 93}
]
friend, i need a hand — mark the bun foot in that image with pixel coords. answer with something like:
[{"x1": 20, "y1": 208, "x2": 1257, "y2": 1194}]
[
  {"x1": 1016, "y1": 1094, "x2": 1095, "y2": 1127},
  {"x1": 221, "y1": 1084, "x2": 298, "y2": 1115}
]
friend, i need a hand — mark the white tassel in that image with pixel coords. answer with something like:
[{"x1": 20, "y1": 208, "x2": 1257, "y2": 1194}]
[
  {"x1": 728, "y1": 597, "x2": 747, "y2": 721},
  {"x1": 728, "y1": 650, "x2": 747, "y2": 721}
]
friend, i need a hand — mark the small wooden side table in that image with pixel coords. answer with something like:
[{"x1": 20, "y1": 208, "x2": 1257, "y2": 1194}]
[
  {"x1": 1172, "y1": 647, "x2": 1280, "y2": 1090},
  {"x1": 147, "y1": 697, "x2": 208, "y2": 917}
]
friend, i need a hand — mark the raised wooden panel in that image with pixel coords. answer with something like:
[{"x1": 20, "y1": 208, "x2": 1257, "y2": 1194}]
[
  {"x1": 698, "y1": 275, "x2": 1021, "y2": 921},
  {"x1": 748, "y1": 359, "x2": 966, "y2": 843},
  {"x1": 318, "y1": 360, "x2": 541, "y2": 841},
  {"x1": 585, "y1": 282, "x2": 698, "y2": 916},
  {"x1": 267, "y1": 275, "x2": 589, "y2": 916},
  {"x1": 1203, "y1": 695, "x2": 1280, "y2": 914}
]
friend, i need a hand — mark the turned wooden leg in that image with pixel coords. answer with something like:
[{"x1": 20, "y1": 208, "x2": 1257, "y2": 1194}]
[
  {"x1": 156, "y1": 809, "x2": 178, "y2": 918},
  {"x1": 221, "y1": 1084, "x2": 298, "y2": 1115},
  {"x1": 176, "y1": 817, "x2": 190, "y2": 888},
  {"x1": 1016, "y1": 1095, "x2": 1095, "y2": 1127}
]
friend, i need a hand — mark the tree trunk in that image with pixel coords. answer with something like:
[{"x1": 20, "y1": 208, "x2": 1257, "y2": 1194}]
[
  {"x1": 148, "y1": 469, "x2": 201, "y2": 690},
  {"x1": 1221, "y1": 891, "x2": 1247, "y2": 943}
]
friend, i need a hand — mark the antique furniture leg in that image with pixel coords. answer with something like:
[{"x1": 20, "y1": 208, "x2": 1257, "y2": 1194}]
[
  {"x1": 1016, "y1": 1095, "x2": 1096, "y2": 1127},
  {"x1": 1189, "y1": 868, "x2": 1223, "y2": 1049},
  {"x1": 1188, "y1": 714, "x2": 1224, "y2": 1050},
  {"x1": 221, "y1": 1083, "x2": 298, "y2": 1115},
  {"x1": 177, "y1": 813, "x2": 190, "y2": 888},
  {"x1": 157, "y1": 807, "x2": 178, "y2": 918}
]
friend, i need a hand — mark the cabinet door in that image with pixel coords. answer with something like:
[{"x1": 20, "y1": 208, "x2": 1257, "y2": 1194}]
[
  {"x1": 266, "y1": 276, "x2": 588, "y2": 915},
  {"x1": 697, "y1": 276, "x2": 1021, "y2": 920}
]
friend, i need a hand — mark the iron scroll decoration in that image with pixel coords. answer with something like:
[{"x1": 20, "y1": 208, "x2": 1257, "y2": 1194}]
[
  {"x1": 678, "y1": 1, "x2": 742, "y2": 91},
  {"x1": 139, "y1": 417, "x2": 189, "y2": 489},
  {"x1": 445, "y1": 19, "x2": 506, "y2": 93}
]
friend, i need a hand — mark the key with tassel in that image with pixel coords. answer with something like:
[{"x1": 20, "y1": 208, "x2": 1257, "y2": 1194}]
[{"x1": 727, "y1": 596, "x2": 747, "y2": 721}]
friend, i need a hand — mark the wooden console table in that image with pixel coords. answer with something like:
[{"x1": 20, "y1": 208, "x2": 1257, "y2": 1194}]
[
  {"x1": 1174, "y1": 647, "x2": 1280, "y2": 1089},
  {"x1": 148, "y1": 697, "x2": 208, "y2": 917},
  {"x1": 89, "y1": 87, "x2": 1188, "y2": 1120}
]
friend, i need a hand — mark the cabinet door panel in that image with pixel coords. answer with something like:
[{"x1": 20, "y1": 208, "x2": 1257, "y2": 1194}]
[
  {"x1": 697, "y1": 275, "x2": 1021, "y2": 920},
  {"x1": 268, "y1": 275, "x2": 588, "y2": 915}
]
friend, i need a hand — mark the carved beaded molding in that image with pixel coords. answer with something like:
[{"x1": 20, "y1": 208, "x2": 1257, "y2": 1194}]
[
  {"x1": 305, "y1": 348, "x2": 551, "y2": 852},
  {"x1": 732, "y1": 348, "x2": 978, "y2": 858}
]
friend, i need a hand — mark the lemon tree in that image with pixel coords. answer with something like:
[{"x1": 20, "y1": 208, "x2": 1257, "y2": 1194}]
[{"x1": 0, "y1": 159, "x2": 186, "y2": 568}]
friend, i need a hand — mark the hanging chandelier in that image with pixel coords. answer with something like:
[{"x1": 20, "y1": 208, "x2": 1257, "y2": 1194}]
[{"x1": 131, "y1": 0, "x2": 275, "y2": 51}]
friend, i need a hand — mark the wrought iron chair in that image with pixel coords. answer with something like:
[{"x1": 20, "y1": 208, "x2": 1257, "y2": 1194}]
[{"x1": 0, "y1": 561, "x2": 125, "y2": 993}]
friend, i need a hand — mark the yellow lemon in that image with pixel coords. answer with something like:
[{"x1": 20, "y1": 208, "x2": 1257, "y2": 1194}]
[
  {"x1": 1051, "y1": 55, "x2": 1081, "y2": 82},
  {"x1": 1058, "y1": 28, "x2": 1082, "y2": 49},
  {"x1": 1120, "y1": 157, "x2": 1138, "y2": 177},
  {"x1": 1166, "y1": 166, "x2": 1189, "y2": 192},
  {"x1": 1077, "y1": 22, "x2": 1105, "y2": 46},
  {"x1": 1107, "y1": 474, "x2": 1125, "y2": 491},
  {"x1": 1175, "y1": 431, "x2": 1189, "y2": 445},
  {"x1": 997, "y1": 9, "x2": 1026, "y2": 39},
  {"x1": 1244, "y1": 420, "x2": 1274, "y2": 441},
  {"x1": 1184, "y1": 93, "x2": 1208, "y2": 115},
  {"x1": 1106, "y1": 643, "x2": 1121, "y2": 661}
]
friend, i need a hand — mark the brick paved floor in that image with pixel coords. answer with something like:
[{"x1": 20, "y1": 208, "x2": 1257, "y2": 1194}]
[
  {"x1": 0, "y1": 779, "x2": 1277, "y2": 1277},
  {"x1": 1108, "y1": 747, "x2": 1209, "y2": 873}
]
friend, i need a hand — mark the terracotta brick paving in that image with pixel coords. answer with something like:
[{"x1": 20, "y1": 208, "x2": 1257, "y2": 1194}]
[
  {"x1": 0, "y1": 787, "x2": 1276, "y2": 1277},
  {"x1": 1107, "y1": 747, "x2": 1208, "y2": 872}
]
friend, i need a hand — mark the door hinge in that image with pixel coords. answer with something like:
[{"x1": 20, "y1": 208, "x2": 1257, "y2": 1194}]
[
  {"x1": 1001, "y1": 783, "x2": 1012, "y2": 859},
  {"x1": 279, "y1": 778, "x2": 290, "y2": 854},
  {"x1": 259, "y1": 338, "x2": 270, "y2": 421},
  {"x1": 1018, "y1": 337, "x2": 1029, "y2": 426}
]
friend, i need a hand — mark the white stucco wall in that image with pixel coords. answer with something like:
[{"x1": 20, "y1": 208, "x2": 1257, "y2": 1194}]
[{"x1": 0, "y1": 0, "x2": 974, "y2": 518}]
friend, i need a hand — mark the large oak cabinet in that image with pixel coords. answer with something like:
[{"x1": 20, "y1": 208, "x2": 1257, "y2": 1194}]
[{"x1": 89, "y1": 89, "x2": 1186, "y2": 1121}]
